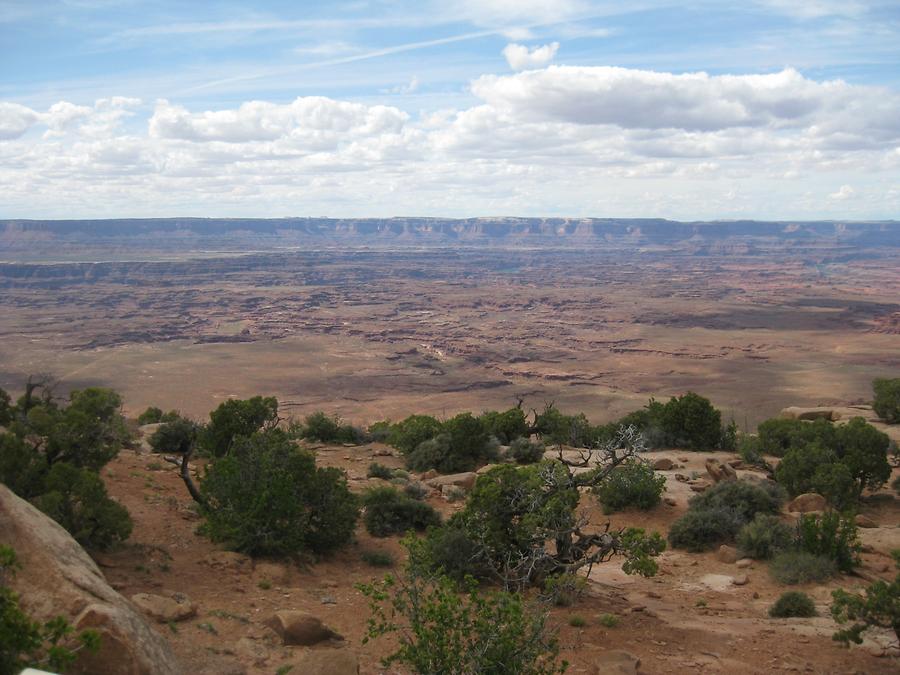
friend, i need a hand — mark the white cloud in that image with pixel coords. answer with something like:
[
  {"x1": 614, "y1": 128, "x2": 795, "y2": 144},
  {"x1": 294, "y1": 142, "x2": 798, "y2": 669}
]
[
  {"x1": 148, "y1": 97, "x2": 408, "y2": 144},
  {"x1": 2, "y1": 65, "x2": 899, "y2": 220},
  {"x1": 502, "y1": 42, "x2": 559, "y2": 70},
  {"x1": 828, "y1": 184, "x2": 856, "y2": 200},
  {"x1": 0, "y1": 102, "x2": 39, "y2": 140}
]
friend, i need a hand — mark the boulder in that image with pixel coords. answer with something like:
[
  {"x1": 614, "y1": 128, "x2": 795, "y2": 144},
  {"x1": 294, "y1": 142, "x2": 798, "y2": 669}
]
[
  {"x1": 426, "y1": 471, "x2": 478, "y2": 491},
  {"x1": 420, "y1": 469, "x2": 439, "y2": 480},
  {"x1": 732, "y1": 574, "x2": 749, "y2": 586},
  {"x1": 689, "y1": 481, "x2": 710, "y2": 493},
  {"x1": 717, "y1": 545, "x2": 738, "y2": 564},
  {"x1": 651, "y1": 458, "x2": 675, "y2": 471},
  {"x1": 594, "y1": 650, "x2": 640, "y2": 674},
  {"x1": 787, "y1": 493, "x2": 827, "y2": 513},
  {"x1": 736, "y1": 558, "x2": 753, "y2": 569},
  {"x1": 705, "y1": 458, "x2": 736, "y2": 483},
  {"x1": 855, "y1": 514, "x2": 878, "y2": 528},
  {"x1": 131, "y1": 592, "x2": 196, "y2": 623},
  {"x1": 265, "y1": 611, "x2": 343, "y2": 646},
  {"x1": 286, "y1": 648, "x2": 360, "y2": 675},
  {"x1": 0, "y1": 485, "x2": 182, "y2": 675},
  {"x1": 780, "y1": 407, "x2": 837, "y2": 421}
]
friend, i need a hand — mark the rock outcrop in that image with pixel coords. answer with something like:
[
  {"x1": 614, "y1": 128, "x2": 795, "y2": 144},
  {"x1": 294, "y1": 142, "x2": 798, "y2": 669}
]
[
  {"x1": 705, "y1": 458, "x2": 736, "y2": 483},
  {"x1": 264, "y1": 611, "x2": 343, "y2": 646},
  {"x1": 787, "y1": 493, "x2": 827, "y2": 513},
  {"x1": 0, "y1": 484, "x2": 182, "y2": 675}
]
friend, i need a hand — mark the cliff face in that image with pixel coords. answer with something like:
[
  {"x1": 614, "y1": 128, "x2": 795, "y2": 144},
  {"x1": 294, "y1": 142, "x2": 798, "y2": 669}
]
[{"x1": 2, "y1": 217, "x2": 899, "y2": 250}]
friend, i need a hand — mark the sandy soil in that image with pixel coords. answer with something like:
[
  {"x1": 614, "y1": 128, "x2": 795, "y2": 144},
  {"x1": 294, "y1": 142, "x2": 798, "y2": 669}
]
[{"x1": 92, "y1": 437, "x2": 900, "y2": 675}]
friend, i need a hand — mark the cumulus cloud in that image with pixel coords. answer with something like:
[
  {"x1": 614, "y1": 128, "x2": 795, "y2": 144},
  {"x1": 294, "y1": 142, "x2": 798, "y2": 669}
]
[
  {"x1": 502, "y1": 42, "x2": 559, "y2": 70},
  {"x1": 0, "y1": 102, "x2": 40, "y2": 140},
  {"x1": 148, "y1": 97, "x2": 408, "y2": 144},
  {"x1": 471, "y1": 66, "x2": 895, "y2": 134},
  {"x1": 2, "y1": 64, "x2": 899, "y2": 219},
  {"x1": 829, "y1": 184, "x2": 856, "y2": 200}
]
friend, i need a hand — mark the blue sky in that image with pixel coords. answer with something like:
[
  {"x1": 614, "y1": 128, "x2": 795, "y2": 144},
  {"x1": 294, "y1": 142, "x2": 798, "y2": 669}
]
[{"x1": 1, "y1": 0, "x2": 899, "y2": 219}]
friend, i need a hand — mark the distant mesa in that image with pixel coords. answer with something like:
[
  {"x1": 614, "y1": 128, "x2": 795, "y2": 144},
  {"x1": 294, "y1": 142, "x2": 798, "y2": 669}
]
[{"x1": 1, "y1": 217, "x2": 899, "y2": 254}]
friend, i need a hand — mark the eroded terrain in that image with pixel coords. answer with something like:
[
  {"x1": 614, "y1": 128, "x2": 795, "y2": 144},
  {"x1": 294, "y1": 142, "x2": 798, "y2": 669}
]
[{"x1": 1, "y1": 247, "x2": 898, "y2": 427}]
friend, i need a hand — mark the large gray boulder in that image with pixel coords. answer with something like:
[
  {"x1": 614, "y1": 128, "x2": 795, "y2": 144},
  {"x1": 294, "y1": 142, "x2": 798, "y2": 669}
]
[{"x1": 0, "y1": 484, "x2": 182, "y2": 675}]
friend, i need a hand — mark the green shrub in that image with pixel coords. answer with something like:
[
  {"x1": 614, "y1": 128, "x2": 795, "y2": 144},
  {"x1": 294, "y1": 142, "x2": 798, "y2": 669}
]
[
  {"x1": 0, "y1": 433, "x2": 47, "y2": 499},
  {"x1": 667, "y1": 506, "x2": 745, "y2": 552},
  {"x1": 361, "y1": 550, "x2": 395, "y2": 567},
  {"x1": 362, "y1": 487, "x2": 441, "y2": 537},
  {"x1": 737, "y1": 434, "x2": 765, "y2": 466},
  {"x1": 201, "y1": 396, "x2": 278, "y2": 457},
  {"x1": 795, "y1": 511, "x2": 860, "y2": 573},
  {"x1": 598, "y1": 613, "x2": 619, "y2": 628},
  {"x1": 148, "y1": 417, "x2": 199, "y2": 456},
  {"x1": 872, "y1": 378, "x2": 900, "y2": 423},
  {"x1": 689, "y1": 479, "x2": 785, "y2": 522},
  {"x1": 508, "y1": 437, "x2": 545, "y2": 464},
  {"x1": 594, "y1": 460, "x2": 666, "y2": 513},
  {"x1": 541, "y1": 573, "x2": 587, "y2": 607},
  {"x1": 479, "y1": 408, "x2": 530, "y2": 445},
  {"x1": 32, "y1": 463, "x2": 132, "y2": 551},
  {"x1": 358, "y1": 569, "x2": 566, "y2": 675},
  {"x1": 831, "y1": 550, "x2": 900, "y2": 644},
  {"x1": 388, "y1": 415, "x2": 443, "y2": 455},
  {"x1": 834, "y1": 417, "x2": 892, "y2": 497},
  {"x1": 418, "y1": 462, "x2": 665, "y2": 587},
  {"x1": 769, "y1": 591, "x2": 817, "y2": 618},
  {"x1": 403, "y1": 481, "x2": 430, "y2": 501},
  {"x1": 137, "y1": 406, "x2": 163, "y2": 425},
  {"x1": 199, "y1": 430, "x2": 358, "y2": 556},
  {"x1": 770, "y1": 551, "x2": 836, "y2": 585},
  {"x1": 568, "y1": 615, "x2": 587, "y2": 627},
  {"x1": 299, "y1": 411, "x2": 362, "y2": 445},
  {"x1": 659, "y1": 392, "x2": 725, "y2": 451},
  {"x1": 756, "y1": 417, "x2": 836, "y2": 458},
  {"x1": 367, "y1": 420, "x2": 393, "y2": 443},
  {"x1": 405, "y1": 413, "x2": 498, "y2": 474},
  {"x1": 736, "y1": 514, "x2": 793, "y2": 560},
  {"x1": 367, "y1": 462, "x2": 394, "y2": 480},
  {"x1": 532, "y1": 405, "x2": 595, "y2": 447}
]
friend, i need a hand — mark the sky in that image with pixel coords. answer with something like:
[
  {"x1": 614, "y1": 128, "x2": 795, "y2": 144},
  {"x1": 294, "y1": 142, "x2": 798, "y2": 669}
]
[{"x1": 1, "y1": 0, "x2": 899, "y2": 220}]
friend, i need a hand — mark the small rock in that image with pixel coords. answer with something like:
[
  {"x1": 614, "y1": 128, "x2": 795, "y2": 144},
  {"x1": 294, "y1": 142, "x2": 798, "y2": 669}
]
[
  {"x1": 787, "y1": 493, "x2": 827, "y2": 513},
  {"x1": 732, "y1": 574, "x2": 749, "y2": 586},
  {"x1": 717, "y1": 545, "x2": 738, "y2": 564},
  {"x1": 265, "y1": 611, "x2": 343, "y2": 646},
  {"x1": 426, "y1": 472, "x2": 478, "y2": 491},
  {"x1": 647, "y1": 591, "x2": 662, "y2": 599},
  {"x1": 320, "y1": 595, "x2": 337, "y2": 605},
  {"x1": 130, "y1": 592, "x2": 196, "y2": 623},
  {"x1": 705, "y1": 458, "x2": 737, "y2": 483},
  {"x1": 651, "y1": 458, "x2": 675, "y2": 471},
  {"x1": 371, "y1": 448, "x2": 393, "y2": 457},
  {"x1": 675, "y1": 473, "x2": 689, "y2": 482},
  {"x1": 593, "y1": 650, "x2": 640, "y2": 674},
  {"x1": 678, "y1": 457, "x2": 689, "y2": 463},
  {"x1": 854, "y1": 514, "x2": 877, "y2": 528},
  {"x1": 736, "y1": 559, "x2": 753, "y2": 569}
]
